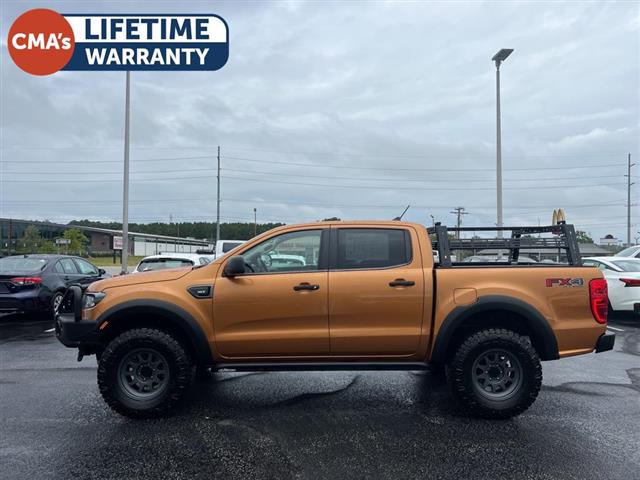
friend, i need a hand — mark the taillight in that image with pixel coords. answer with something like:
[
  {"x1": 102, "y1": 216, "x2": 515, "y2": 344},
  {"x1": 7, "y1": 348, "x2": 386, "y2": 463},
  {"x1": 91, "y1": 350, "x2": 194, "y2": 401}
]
[
  {"x1": 589, "y1": 278, "x2": 608, "y2": 324},
  {"x1": 620, "y1": 278, "x2": 640, "y2": 287},
  {"x1": 10, "y1": 277, "x2": 43, "y2": 286}
]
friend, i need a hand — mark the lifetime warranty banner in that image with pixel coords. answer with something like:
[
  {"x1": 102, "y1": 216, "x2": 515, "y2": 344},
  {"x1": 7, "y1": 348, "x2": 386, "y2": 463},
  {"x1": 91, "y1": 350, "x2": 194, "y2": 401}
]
[{"x1": 7, "y1": 9, "x2": 229, "y2": 75}]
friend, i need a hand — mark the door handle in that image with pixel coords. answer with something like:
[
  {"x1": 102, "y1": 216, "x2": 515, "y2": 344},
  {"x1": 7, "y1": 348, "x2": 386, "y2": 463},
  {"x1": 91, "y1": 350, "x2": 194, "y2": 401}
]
[
  {"x1": 389, "y1": 279, "x2": 415, "y2": 287},
  {"x1": 293, "y1": 283, "x2": 320, "y2": 291}
]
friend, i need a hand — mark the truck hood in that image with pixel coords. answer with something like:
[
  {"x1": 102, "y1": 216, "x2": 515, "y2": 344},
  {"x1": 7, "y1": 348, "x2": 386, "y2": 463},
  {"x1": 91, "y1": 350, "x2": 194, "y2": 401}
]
[{"x1": 89, "y1": 268, "x2": 192, "y2": 292}]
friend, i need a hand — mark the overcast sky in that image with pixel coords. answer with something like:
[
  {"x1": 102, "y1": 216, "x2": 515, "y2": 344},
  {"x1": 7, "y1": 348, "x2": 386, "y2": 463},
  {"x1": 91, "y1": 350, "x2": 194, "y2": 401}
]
[{"x1": 1, "y1": 0, "x2": 639, "y2": 242}]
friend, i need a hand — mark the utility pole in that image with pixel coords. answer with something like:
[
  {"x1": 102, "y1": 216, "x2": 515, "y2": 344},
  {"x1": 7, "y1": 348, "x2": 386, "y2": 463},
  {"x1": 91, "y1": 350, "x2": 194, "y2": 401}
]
[
  {"x1": 216, "y1": 145, "x2": 221, "y2": 246},
  {"x1": 7, "y1": 218, "x2": 12, "y2": 255},
  {"x1": 492, "y1": 48, "x2": 513, "y2": 238},
  {"x1": 626, "y1": 153, "x2": 635, "y2": 246},
  {"x1": 253, "y1": 208, "x2": 257, "y2": 237},
  {"x1": 121, "y1": 71, "x2": 131, "y2": 275},
  {"x1": 450, "y1": 207, "x2": 468, "y2": 239}
]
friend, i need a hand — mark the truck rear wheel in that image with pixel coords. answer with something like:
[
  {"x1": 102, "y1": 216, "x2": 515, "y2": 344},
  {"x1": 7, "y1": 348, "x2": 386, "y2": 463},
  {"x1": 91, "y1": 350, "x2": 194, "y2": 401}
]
[
  {"x1": 446, "y1": 328, "x2": 542, "y2": 419},
  {"x1": 97, "y1": 328, "x2": 193, "y2": 419}
]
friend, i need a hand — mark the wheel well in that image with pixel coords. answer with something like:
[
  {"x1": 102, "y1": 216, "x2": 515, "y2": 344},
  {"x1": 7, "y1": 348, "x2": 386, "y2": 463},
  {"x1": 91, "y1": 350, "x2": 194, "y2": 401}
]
[
  {"x1": 435, "y1": 308, "x2": 557, "y2": 363},
  {"x1": 97, "y1": 305, "x2": 213, "y2": 366}
]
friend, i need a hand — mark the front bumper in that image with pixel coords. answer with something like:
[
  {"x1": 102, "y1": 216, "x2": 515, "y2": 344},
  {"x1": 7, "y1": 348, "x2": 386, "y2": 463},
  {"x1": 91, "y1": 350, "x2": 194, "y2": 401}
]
[
  {"x1": 54, "y1": 285, "x2": 102, "y2": 354},
  {"x1": 595, "y1": 331, "x2": 615, "y2": 353},
  {"x1": 55, "y1": 312, "x2": 102, "y2": 348}
]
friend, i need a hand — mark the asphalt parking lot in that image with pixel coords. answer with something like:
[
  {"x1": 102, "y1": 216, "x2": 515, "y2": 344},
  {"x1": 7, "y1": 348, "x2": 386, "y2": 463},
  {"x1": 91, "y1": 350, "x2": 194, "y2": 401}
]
[{"x1": 1, "y1": 314, "x2": 638, "y2": 480}]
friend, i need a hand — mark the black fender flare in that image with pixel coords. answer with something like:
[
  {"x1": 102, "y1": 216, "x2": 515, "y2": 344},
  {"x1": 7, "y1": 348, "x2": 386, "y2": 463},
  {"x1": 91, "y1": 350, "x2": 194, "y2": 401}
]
[
  {"x1": 430, "y1": 295, "x2": 559, "y2": 363},
  {"x1": 96, "y1": 299, "x2": 213, "y2": 366}
]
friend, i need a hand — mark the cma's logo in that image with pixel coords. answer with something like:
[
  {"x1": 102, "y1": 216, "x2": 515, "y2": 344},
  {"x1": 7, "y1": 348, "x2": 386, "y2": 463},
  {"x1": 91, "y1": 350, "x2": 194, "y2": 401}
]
[{"x1": 545, "y1": 278, "x2": 584, "y2": 288}]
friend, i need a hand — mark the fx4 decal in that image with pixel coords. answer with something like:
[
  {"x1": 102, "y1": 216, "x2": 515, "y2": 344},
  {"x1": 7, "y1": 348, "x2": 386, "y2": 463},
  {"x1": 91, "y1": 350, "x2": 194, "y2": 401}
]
[{"x1": 545, "y1": 278, "x2": 584, "y2": 287}]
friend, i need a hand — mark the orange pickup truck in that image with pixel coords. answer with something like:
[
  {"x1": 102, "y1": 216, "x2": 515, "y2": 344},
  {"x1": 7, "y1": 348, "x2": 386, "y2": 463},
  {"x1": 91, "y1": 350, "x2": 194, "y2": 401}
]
[{"x1": 55, "y1": 220, "x2": 615, "y2": 419}]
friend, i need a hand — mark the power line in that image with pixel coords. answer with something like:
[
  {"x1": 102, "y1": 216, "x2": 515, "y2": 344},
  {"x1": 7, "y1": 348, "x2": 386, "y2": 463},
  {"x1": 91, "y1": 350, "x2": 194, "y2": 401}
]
[
  {"x1": 3, "y1": 165, "x2": 634, "y2": 185},
  {"x1": 223, "y1": 155, "x2": 628, "y2": 172},
  {"x1": 2, "y1": 144, "x2": 631, "y2": 158},
  {"x1": 0, "y1": 153, "x2": 629, "y2": 171},
  {"x1": 218, "y1": 174, "x2": 624, "y2": 191}
]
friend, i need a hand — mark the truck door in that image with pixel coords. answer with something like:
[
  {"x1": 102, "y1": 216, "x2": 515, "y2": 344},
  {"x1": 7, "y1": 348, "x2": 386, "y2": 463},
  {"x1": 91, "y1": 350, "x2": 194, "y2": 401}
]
[
  {"x1": 213, "y1": 228, "x2": 329, "y2": 358},
  {"x1": 328, "y1": 227, "x2": 425, "y2": 356}
]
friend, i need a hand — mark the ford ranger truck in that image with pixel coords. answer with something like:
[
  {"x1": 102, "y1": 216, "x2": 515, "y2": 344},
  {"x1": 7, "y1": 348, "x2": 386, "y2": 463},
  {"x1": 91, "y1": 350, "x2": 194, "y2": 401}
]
[{"x1": 55, "y1": 220, "x2": 615, "y2": 419}]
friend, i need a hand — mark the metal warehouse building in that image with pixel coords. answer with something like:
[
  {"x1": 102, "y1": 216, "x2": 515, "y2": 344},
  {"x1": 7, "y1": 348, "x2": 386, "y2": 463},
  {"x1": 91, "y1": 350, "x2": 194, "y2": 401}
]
[{"x1": 1, "y1": 218, "x2": 212, "y2": 257}]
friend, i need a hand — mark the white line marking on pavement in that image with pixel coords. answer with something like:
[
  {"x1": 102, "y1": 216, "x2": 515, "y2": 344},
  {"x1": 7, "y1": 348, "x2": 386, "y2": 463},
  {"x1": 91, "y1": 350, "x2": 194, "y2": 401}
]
[
  {"x1": 44, "y1": 328, "x2": 55, "y2": 333},
  {"x1": 607, "y1": 326, "x2": 624, "y2": 332}
]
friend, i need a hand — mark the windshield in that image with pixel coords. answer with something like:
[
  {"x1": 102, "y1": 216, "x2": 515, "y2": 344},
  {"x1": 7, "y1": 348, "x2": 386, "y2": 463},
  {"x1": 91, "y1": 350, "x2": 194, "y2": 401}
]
[
  {"x1": 0, "y1": 257, "x2": 47, "y2": 273},
  {"x1": 616, "y1": 246, "x2": 640, "y2": 257},
  {"x1": 609, "y1": 260, "x2": 640, "y2": 272},
  {"x1": 137, "y1": 258, "x2": 193, "y2": 272},
  {"x1": 222, "y1": 242, "x2": 244, "y2": 253}
]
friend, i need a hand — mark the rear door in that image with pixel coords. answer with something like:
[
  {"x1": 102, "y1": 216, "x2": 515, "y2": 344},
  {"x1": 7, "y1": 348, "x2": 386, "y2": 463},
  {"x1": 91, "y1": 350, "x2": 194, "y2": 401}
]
[
  {"x1": 54, "y1": 258, "x2": 83, "y2": 287},
  {"x1": 328, "y1": 226, "x2": 425, "y2": 356}
]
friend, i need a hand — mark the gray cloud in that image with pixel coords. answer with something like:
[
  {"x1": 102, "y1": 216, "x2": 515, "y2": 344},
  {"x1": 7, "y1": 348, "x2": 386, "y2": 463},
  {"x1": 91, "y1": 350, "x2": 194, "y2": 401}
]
[{"x1": 1, "y1": 0, "x2": 638, "y2": 241}]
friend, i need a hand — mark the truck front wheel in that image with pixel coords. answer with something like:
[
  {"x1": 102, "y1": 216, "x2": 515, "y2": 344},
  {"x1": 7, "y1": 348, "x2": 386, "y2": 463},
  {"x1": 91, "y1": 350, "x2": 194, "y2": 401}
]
[
  {"x1": 446, "y1": 328, "x2": 542, "y2": 419},
  {"x1": 97, "y1": 328, "x2": 193, "y2": 419}
]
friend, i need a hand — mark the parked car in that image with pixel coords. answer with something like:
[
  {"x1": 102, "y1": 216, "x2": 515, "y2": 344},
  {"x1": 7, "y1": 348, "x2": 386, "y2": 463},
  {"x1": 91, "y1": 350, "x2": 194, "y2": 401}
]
[
  {"x1": 214, "y1": 240, "x2": 245, "y2": 258},
  {"x1": 56, "y1": 221, "x2": 614, "y2": 420},
  {"x1": 133, "y1": 253, "x2": 215, "y2": 273},
  {"x1": 269, "y1": 254, "x2": 307, "y2": 270},
  {"x1": 615, "y1": 245, "x2": 640, "y2": 259},
  {"x1": 0, "y1": 254, "x2": 109, "y2": 318},
  {"x1": 463, "y1": 255, "x2": 538, "y2": 263},
  {"x1": 583, "y1": 257, "x2": 640, "y2": 317}
]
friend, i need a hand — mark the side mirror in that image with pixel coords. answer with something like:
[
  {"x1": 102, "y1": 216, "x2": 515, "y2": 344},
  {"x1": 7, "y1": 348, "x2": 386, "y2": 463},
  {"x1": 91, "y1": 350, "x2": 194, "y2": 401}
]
[
  {"x1": 223, "y1": 256, "x2": 246, "y2": 277},
  {"x1": 98, "y1": 268, "x2": 106, "y2": 276}
]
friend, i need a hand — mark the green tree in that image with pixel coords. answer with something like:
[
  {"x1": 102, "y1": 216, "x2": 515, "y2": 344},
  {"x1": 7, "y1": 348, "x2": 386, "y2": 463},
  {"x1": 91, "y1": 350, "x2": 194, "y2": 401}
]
[
  {"x1": 575, "y1": 230, "x2": 594, "y2": 244},
  {"x1": 18, "y1": 226, "x2": 55, "y2": 253},
  {"x1": 62, "y1": 228, "x2": 89, "y2": 255}
]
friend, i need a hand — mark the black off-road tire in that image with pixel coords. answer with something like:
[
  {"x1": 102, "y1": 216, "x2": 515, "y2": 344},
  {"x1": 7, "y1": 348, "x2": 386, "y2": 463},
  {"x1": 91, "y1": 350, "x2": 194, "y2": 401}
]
[
  {"x1": 97, "y1": 328, "x2": 193, "y2": 419},
  {"x1": 446, "y1": 328, "x2": 542, "y2": 419}
]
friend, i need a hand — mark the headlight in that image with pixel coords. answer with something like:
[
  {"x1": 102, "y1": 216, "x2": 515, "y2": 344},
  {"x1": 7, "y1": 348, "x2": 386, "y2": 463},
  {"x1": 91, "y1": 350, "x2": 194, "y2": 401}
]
[{"x1": 82, "y1": 292, "x2": 106, "y2": 309}]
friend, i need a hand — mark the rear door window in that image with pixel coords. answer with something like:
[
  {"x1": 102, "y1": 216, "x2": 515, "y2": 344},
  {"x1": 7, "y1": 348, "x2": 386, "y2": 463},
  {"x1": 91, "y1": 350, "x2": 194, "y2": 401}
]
[
  {"x1": 336, "y1": 229, "x2": 411, "y2": 270},
  {"x1": 57, "y1": 258, "x2": 78, "y2": 274}
]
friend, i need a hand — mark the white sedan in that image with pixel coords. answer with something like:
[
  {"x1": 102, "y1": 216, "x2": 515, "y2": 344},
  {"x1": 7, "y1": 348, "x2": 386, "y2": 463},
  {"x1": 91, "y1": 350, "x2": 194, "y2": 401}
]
[
  {"x1": 133, "y1": 253, "x2": 215, "y2": 273},
  {"x1": 615, "y1": 245, "x2": 640, "y2": 259},
  {"x1": 583, "y1": 257, "x2": 640, "y2": 316}
]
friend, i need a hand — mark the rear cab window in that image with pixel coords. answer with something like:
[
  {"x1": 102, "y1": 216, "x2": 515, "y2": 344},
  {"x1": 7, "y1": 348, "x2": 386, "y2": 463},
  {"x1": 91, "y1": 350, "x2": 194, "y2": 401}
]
[{"x1": 335, "y1": 228, "x2": 412, "y2": 270}]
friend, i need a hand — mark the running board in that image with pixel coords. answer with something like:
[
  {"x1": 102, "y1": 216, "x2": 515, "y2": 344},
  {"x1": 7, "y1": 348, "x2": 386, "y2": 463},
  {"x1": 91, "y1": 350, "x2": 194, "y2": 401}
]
[{"x1": 212, "y1": 362, "x2": 430, "y2": 372}]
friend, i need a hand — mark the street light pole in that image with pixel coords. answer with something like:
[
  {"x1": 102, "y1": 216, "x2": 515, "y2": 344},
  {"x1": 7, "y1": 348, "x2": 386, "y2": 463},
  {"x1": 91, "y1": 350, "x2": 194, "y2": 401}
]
[
  {"x1": 216, "y1": 146, "x2": 221, "y2": 246},
  {"x1": 627, "y1": 153, "x2": 635, "y2": 246},
  {"x1": 121, "y1": 71, "x2": 131, "y2": 274},
  {"x1": 253, "y1": 208, "x2": 257, "y2": 237},
  {"x1": 492, "y1": 48, "x2": 513, "y2": 238}
]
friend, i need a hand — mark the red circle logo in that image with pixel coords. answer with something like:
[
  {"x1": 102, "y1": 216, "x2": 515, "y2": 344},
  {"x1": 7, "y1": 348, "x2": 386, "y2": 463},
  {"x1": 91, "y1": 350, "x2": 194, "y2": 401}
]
[{"x1": 8, "y1": 9, "x2": 75, "y2": 76}]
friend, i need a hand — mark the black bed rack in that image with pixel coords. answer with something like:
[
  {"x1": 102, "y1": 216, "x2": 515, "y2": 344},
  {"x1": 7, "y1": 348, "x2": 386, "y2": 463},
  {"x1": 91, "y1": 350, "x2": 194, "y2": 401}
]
[{"x1": 426, "y1": 222, "x2": 582, "y2": 267}]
